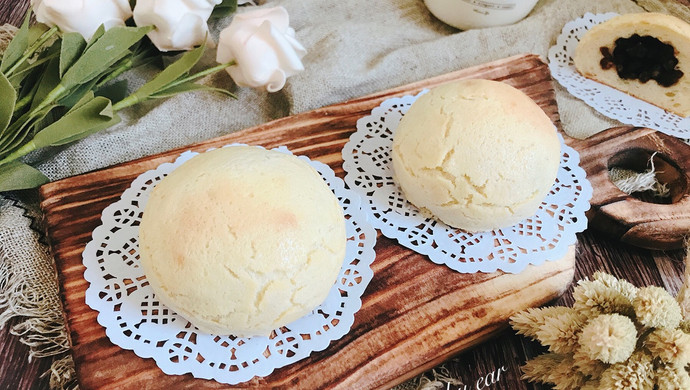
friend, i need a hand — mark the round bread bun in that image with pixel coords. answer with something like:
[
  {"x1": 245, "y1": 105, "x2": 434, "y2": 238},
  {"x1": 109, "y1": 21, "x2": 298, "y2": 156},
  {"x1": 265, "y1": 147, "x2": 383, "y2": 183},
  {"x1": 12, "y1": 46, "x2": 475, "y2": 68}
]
[
  {"x1": 138, "y1": 146, "x2": 346, "y2": 337},
  {"x1": 391, "y1": 79, "x2": 560, "y2": 232},
  {"x1": 573, "y1": 13, "x2": 690, "y2": 117}
]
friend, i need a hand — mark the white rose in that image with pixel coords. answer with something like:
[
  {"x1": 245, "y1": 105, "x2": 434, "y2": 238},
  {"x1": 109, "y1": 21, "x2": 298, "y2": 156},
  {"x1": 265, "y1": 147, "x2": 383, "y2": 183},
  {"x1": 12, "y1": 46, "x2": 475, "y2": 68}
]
[
  {"x1": 133, "y1": 0, "x2": 221, "y2": 52},
  {"x1": 31, "y1": 0, "x2": 132, "y2": 41},
  {"x1": 217, "y1": 6, "x2": 306, "y2": 93}
]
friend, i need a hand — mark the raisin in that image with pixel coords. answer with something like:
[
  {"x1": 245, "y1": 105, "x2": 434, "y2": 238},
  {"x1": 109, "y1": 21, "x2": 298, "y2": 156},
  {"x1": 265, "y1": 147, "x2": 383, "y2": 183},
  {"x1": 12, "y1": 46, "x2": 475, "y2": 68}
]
[
  {"x1": 657, "y1": 69, "x2": 684, "y2": 87},
  {"x1": 599, "y1": 34, "x2": 683, "y2": 87},
  {"x1": 600, "y1": 47, "x2": 615, "y2": 70}
]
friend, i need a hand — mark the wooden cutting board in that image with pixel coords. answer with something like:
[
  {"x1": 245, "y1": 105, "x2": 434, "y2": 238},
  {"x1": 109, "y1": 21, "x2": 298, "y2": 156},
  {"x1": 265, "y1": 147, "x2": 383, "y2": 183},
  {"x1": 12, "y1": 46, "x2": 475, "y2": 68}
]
[{"x1": 39, "y1": 53, "x2": 576, "y2": 390}]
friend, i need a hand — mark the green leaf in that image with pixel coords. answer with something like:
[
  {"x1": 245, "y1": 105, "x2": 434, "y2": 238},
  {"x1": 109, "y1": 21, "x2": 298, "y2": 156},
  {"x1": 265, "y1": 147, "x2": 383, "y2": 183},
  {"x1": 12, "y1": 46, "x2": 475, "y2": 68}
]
[
  {"x1": 67, "y1": 91, "x2": 95, "y2": 113},
  {"x1": 7, "y1": 37, "x2": 60, "y2": 90},
  {"x1": 31, "y1": 96, "x2": 120, "y2": 148},
  {"x1": 59, "y1": 46, "x2": 132, "y2": 109},
  {"x1": 30, "y1": 57, "x2": 61, "y2": 111},
  {"x1": 27, "y1": 23, "x2": 50, "y2": 45},
  {"x1": 8, "y1": 51, "x2": 58, "y2": 88},
  {"x1": 0, "y1": 9, "x2": 30, "y2": 73},
  {"x1": 85, "y1": 24, "x2": 106, "y2": 50},
  {"x1": 93, "y1": 56, "x2": 133, "y2": 90},
  {"x1": 130, "y1": 42, "x2": 160, "y2": 67},
  {"x1": 58, "y1": 77, "x2": 100, "y2": 109},
  {"x1": 0, "y1": 160, "x2": 49, "y2": 192},
  {"x1": 210, "y1": 0, "x2": 238, "y2": 19},
  {"x1": 18, "y1": 67, "x2": 43, "y2": 99},
  {"x1": 12, "y1": 68, "x2": 43, "y2": 116},
  {"x1": 95, "y1": 79, "x2": 128, "y2": 103},
  {"x1": 0, "y1": 118, "x2": 36, "y2": 155},
  {"x1": 59, "y1": 32, "x2": 87, "y2": 77},
  {"x1": 31, "y1": 106, "x2": 56, "y2": 138},
  {"x1": 0, "y1": 104, "x2": 55, "y2": 155},
  {"x1": 60, "y1": 25, "x2": 152, "y2": 91},
  {"x1": 0, "y1": 72, "x2": 16, "y2": 134},
  {"x1": 151, "y1": 81, "x2": 235, "y2": 99},
  {"x1": 128, "y1": 43, "x2": 205, "y2": 101}
]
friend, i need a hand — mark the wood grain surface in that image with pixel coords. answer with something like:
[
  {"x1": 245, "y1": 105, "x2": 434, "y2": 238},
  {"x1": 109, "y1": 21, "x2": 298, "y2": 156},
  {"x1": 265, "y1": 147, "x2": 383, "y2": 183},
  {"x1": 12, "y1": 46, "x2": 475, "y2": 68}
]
[
  {"x1": 38, "y1": 54, "x2": 576, "y2": 389},
  {"x1": 573, "y1": 126, "x2": 690, "y2": 250}
]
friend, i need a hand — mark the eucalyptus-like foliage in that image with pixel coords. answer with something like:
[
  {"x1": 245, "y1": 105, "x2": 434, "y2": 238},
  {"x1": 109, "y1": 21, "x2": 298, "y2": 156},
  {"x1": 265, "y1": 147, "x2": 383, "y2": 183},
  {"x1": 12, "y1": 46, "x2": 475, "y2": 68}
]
[{"x1": 0, "y1": 3, "x2": 237, "y2": 192}]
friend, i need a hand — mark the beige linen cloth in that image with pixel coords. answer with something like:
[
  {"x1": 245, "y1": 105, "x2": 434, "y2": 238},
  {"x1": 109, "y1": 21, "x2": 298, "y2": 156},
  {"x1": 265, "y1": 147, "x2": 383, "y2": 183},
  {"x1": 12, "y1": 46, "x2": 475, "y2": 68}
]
[{"x1": 1, "y1": 0, "x2": 688, "y2": 388}]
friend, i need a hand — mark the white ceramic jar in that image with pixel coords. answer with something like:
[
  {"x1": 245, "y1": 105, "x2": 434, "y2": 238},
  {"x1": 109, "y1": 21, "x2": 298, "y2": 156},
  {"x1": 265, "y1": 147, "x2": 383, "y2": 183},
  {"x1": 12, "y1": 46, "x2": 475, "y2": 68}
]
[{"x1": 423, "y1": 0, "x2": 539, "y2": 30}]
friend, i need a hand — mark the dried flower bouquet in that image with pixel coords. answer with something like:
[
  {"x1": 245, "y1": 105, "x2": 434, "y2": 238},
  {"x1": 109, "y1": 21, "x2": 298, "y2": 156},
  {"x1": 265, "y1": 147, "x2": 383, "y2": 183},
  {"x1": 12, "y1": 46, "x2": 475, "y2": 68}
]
[{"x1": 511, "y1": 269, "x2": 690, "y2": 389}]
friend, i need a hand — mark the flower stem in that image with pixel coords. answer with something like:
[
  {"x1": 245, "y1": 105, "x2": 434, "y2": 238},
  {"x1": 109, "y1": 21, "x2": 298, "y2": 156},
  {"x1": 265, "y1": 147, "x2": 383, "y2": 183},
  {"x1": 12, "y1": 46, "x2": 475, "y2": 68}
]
[
  {"x1": 111, "y1": 61, "x2": 235, "y2": 112},
  {"x1": 163, "y1": 61, "x2": 235, "y2": 90},
  {"x1": 111, "y1": 93, "x2": 141, "y2": 112},
  {"x1": 12, "y1": 94, "x2": 32, "y2": 116},
  {"x1": 96, "y1": 58, "x2": 134, "y2": 89},
  {"x1": 5, "y1": 26, "x2": 59, "y2": 77},
  {"x1": 32, "y1": 84, "x2": 67, "y2": 114}
]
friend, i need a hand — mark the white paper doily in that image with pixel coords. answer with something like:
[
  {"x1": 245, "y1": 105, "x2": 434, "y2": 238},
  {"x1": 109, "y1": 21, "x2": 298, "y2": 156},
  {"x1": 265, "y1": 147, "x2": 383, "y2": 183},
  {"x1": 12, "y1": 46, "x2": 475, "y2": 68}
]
[
  {"x1": 342, "y1": 91, "x2": 591, "y2": 274},
  {"x1": 548, "y1": 12, "x2": 690, "y2": 137},
  {"x1": 83, "y1": 145, "x2": 376, "y2": 385}
]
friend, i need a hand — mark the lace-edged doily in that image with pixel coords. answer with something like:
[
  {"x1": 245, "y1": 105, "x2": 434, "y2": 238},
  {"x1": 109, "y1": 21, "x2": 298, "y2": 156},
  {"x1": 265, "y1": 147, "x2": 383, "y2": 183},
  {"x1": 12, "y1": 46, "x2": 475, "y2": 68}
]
[
  {"x1": 342, "y1": 92, "x2": 591, "y2": 274},
  {"x1": 83, "y1": 145, "x2": 376, "y2": 385},
  {"x1": 548, "y1": 12, "x2": 690, "y2": 137}
]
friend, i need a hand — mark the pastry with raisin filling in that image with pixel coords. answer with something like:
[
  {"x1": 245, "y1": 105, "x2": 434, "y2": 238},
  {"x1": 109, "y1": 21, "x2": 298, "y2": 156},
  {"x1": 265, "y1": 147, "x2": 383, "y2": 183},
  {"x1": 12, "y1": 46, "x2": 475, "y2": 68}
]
[{"x1": 574, "y1": 13, "x2": 690, "y2": 117}]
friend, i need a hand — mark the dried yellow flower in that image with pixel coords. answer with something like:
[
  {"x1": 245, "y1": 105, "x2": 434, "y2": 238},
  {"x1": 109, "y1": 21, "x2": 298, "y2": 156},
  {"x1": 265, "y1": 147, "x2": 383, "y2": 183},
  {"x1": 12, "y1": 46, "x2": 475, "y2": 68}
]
[
  {"x1": 573, "y1": 277, "x2": 635, "y2": 317},
  {"x1": 521, "y1": 353, "x2": 587, "y2": 390},
  {"x1": 521, "y1": 352, "x2": 563, "y2": 384},
  {"x1": 679, "y1": 320, "x2": 690, "y2": 334},
  {"x1": 599, "y1": 352, "x2": 655, "y2": 390},
  {"x1": 572, "y1": 349, "x2": 609, "y2": 378},
  {"x1": 551, "y1": 369, "x2": 588, "y2": 390},
  {"x1": 579, "y1": 314, "x2": 637, "y2": 364},
  {"x1": 634, "y1": 286, "x2": 683, "y2": 329},
  {"x1": 655, "y1": 363, "x2": 690, "y2": 390},
  {"x1": 593, "y1": 271, "x2": 639, "y2": 301},
  {"x1": 510, "y1": 306, "x2": 574, "y2": 339},
  {"x1": 580, "y1": 379, "x2": 600, "y2": 390},
  {"x1": 535, "y1": 309, "x2": 587, "y2": 354},
  {"x1": 645, "y1": 328, "x2": 690, "y2": 367},
  {"x1": 512, "y1": 272, "x2": 690, "y2": 390}
]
